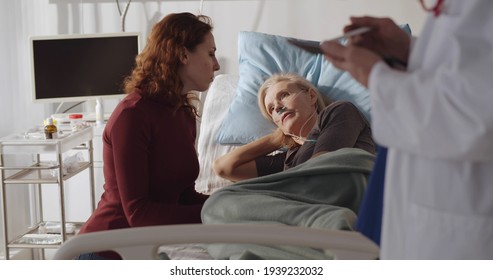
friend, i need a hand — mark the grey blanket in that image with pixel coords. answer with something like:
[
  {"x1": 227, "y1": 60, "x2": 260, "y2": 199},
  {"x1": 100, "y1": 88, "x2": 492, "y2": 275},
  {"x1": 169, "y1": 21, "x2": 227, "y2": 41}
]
[{"x1": 201, "y1": 148, "x2": 375, "y2": 259}]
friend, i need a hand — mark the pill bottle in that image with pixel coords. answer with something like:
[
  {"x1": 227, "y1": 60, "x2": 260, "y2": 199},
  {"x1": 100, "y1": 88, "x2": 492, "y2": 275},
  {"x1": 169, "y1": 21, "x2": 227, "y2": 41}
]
[
  {"x1": 69, "y1": 114, "x2": 84, "y2": 132},
  {"x1": 44, "y1": 117, "x2": 58, "y2": 139}
]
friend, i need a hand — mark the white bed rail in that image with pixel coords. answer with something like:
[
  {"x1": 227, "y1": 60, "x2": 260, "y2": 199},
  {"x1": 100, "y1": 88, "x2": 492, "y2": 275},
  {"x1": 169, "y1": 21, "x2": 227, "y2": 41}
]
[{"x1": 53, "y1": 224, "x2": 379, "y2": 260}]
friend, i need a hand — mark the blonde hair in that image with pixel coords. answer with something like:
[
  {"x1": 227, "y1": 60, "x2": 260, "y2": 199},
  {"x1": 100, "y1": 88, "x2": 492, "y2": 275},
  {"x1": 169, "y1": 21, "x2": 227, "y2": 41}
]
[
  {"x1": 258, "y1": 73, "x2": 326, "y2": 121},
  {"x1": 257, "y1": 73, "x2": 327, "y2": 148}
]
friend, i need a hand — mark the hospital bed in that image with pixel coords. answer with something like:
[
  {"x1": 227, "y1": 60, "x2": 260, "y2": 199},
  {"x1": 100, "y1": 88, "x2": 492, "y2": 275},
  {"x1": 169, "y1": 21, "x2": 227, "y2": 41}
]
[
  {"x1": 54, "y1": 31, "x2": 382, "y2": 260},
  {"x1": 53, "y1": 224, "x2": 378, "y2": 260}
]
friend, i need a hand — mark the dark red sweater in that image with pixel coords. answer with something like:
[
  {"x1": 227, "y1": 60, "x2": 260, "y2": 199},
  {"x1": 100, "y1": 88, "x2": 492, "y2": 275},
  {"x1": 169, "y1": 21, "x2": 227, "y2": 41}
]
[{"x1": 79, "y1": 91, "x2": 208, "y2": 258}]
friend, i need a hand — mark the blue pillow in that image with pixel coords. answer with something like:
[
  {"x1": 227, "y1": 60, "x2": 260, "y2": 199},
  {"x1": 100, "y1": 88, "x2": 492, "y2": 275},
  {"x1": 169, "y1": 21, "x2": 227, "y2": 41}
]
[{"x1": 216, "y1": 27, "x2": 410, "y2": 145}]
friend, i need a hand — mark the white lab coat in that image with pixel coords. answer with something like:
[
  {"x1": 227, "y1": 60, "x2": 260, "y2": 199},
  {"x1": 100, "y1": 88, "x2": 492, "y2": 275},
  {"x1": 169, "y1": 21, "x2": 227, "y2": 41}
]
[{"x1": 369, "y1": 0, "x2": 493, "y2": 259}]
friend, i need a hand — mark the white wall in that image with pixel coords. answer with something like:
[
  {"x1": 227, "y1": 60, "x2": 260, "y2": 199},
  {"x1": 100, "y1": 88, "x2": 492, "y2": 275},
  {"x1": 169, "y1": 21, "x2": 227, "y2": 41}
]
[
  {"x1": 73, "y1": 0, "x2": 426, "y2": 76},
  {"x1": 206, "y1": 0, "x2": 426, "y2": 75}
]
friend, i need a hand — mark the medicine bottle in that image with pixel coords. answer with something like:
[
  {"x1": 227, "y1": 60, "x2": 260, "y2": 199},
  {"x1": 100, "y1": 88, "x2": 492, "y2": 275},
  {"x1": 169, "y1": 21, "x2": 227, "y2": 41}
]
[
  {"x1": 69, "y1": 114, "x2": 84, "y2": 131},
  {"x1": 44, "y1": 117, "x2": 58, "y2": 139},
  {"x1": 95, "y1": 98, "x2": 105, "y2": 126}
]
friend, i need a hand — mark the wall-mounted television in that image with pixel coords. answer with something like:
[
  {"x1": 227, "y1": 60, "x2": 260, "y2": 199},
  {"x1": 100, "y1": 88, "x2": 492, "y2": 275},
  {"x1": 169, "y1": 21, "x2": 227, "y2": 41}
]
[{"x1": 30, "y1": 32, "x2": 140, "y2": 103}]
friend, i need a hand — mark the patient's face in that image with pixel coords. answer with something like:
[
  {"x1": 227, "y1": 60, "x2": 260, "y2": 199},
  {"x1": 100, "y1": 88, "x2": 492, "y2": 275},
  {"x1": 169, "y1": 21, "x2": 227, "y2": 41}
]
[{"x1": 264, "y1": 80, "x2": 317, "y2": 136}]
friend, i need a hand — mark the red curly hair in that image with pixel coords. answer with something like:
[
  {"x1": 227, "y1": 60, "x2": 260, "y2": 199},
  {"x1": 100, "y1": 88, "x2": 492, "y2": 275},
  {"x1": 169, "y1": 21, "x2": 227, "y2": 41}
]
[{"x1": 123, "y1": 12, "x2": 213, "y2": 118}]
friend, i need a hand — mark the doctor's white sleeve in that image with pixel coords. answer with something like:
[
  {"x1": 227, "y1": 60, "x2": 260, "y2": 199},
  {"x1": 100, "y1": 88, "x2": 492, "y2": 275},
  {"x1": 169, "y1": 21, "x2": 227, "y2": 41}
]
[{"x1": 368, "y1": 52, "x2": 493, "y2": 162}]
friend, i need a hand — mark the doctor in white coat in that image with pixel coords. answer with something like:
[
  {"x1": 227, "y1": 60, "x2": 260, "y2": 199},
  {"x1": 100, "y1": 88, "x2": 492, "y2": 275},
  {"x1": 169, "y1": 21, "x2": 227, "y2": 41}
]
[{"x1": 321, "y1": 0, "x2": 493, "y2": 259}]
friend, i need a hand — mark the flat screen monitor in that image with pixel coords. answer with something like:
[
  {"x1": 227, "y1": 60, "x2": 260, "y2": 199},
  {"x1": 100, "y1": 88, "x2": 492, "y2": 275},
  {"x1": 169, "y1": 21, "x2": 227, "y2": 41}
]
[{"x1": 30, "y1": 32, "x2": 140, "y2": 103}]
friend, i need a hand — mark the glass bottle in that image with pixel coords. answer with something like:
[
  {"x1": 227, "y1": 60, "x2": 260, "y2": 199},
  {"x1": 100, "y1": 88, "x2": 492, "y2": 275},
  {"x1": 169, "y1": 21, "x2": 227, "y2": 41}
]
[{"x1": 44, "y1": 117, "x2": 58, "y2": 139}]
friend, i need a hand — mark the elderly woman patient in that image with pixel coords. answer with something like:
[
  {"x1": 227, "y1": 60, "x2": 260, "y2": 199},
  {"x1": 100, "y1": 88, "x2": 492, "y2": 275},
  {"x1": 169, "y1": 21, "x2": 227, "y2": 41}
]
[{"x1": 214, "y1": 73, "x2": 375, "y2": 182}]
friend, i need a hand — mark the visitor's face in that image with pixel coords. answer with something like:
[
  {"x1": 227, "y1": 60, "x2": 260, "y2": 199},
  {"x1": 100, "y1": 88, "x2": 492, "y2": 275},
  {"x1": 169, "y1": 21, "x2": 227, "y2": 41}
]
[{"x1": 180, "y1": 32, "x2": 220, "y2": 93}]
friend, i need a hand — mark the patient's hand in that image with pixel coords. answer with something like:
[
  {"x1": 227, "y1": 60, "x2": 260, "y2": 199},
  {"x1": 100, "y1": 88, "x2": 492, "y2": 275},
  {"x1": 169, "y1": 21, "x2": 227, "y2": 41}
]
[{"x1": 213, "y1": 131, "x2": 284, "y2": 182}]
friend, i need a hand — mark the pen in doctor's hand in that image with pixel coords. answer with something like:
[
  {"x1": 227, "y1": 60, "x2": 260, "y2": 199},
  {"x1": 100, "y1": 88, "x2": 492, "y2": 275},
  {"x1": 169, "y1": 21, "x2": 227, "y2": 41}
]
[
  {"x1": 322, "y1": 38, "x2": 407, "y2": 71},
  {"x1": 324, "y1": 26, "x2": 372, "y2": 42}
]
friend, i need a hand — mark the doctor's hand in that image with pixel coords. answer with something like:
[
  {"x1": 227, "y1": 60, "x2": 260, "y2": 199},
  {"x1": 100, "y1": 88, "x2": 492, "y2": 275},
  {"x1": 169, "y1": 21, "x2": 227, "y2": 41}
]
[
  {"x1": 345, "y1": 16, "x2": 411, "y2": 66},
  {"x1": 320, "y1": 41, "x2": 381, "y2": 88}
]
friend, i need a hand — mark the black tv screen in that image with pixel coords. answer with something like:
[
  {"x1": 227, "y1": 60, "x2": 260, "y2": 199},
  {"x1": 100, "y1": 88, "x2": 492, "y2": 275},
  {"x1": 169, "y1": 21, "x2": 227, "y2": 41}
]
[{"x1": 30, "y1": 33, "x2": 140, "y2": 103}]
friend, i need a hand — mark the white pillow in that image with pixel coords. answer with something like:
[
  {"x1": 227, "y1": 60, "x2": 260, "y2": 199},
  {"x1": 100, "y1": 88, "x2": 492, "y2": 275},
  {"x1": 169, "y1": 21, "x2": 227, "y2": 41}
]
[{"x1": 195, "y1": 74, "x2": 238, "y2": 194}]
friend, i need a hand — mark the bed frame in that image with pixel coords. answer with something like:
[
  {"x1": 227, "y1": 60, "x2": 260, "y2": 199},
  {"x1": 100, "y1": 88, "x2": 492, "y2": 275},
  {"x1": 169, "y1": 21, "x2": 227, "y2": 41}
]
[{"x1": 53, "y1": 223, "x2": 379, "y2": 260}]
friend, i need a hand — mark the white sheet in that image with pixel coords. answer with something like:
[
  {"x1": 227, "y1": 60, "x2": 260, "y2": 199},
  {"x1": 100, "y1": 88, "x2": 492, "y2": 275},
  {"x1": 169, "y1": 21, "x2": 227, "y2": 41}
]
[
  {"x1": 158, "y1": 244, "x2": 213, "y2": 260},
  {"x1": 195, "y1": 74, "x2": 239, "y2": 194}
]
